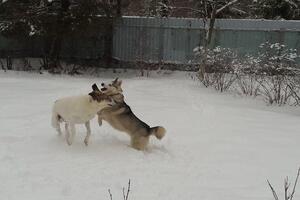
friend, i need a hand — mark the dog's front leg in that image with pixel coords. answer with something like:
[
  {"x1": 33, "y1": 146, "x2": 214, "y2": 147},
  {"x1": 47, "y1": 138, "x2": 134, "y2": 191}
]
[
  {"x1": 97, "y1": 114, "x2": 103, "y2": 126},
  {"x1": 84, "y1": 121, "x2": 91, "y2": 146},
  {"x1": 65, "y1": 123, "x2": 70, "y2": 145},
  {"x1": 66, "y1": 123, "x2": 76, "y2": 145}
]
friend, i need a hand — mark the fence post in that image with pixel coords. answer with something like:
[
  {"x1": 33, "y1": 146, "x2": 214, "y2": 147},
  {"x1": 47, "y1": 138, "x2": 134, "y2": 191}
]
[{"x1": 158, "y1": 18, "x2": 165, "y2": 63}]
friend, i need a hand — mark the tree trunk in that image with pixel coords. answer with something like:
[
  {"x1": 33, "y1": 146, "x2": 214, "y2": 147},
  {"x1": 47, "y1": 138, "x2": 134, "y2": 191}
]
[
  {"x1": 198, "y1": 6, "x2": 217, "y2": 81},
  {"x1": 6, "y1": 56, "x2": 12, "y2": 70},
  {"x1": 116, "y1": 0, "x2": 122, "y2": 17},
  {"x1": 48, "y1": 34, "x2": 62, "y2": 72},
  {"x1": 103, "y1": 18, "x2": 114, "y2": 66},
  {"x1": 207, "y1": 7, "x2": 217, "y2": 47}
]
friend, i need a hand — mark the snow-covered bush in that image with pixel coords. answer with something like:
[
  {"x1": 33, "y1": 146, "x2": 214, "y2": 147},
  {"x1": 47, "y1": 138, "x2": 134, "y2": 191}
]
[
  {"x1": 194, "y1": 46, "x2": 237, "y2": 73},
  {"x1": 257, "y1": 41, "x2": 299, "y2": 75},
  {"x1": 234, "y1": 49, "x2": 300, "y2": 105},
  {"x1": 194, "y1": 46, "x2": 237, "y2": 92},
  {"x1": 255, "y1": 42, "x2": 300, "y2": 105},
  {"x1": 194, "y1": 42, "x2": 300, "y2": 105},
  {"x1": 257, "y1": 75, "x2": 298, "y2": 105},
  {"x1": 233, "y1": 55, "x2": 261, "y2": 96},
  {"x1": 235, "y1": 74, "x2": 261, "y2": 97}
]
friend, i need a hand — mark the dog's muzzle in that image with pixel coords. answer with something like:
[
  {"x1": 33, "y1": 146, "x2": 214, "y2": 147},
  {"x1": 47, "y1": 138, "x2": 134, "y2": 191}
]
[{"x1": 101, "y1": 83, "x2": 108, "y2": 92}]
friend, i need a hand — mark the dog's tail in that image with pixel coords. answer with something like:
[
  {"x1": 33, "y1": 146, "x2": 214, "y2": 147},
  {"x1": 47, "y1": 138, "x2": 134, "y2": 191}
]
[{"x1": 150, "y1": 126, "x2": 166, "y2": 140}]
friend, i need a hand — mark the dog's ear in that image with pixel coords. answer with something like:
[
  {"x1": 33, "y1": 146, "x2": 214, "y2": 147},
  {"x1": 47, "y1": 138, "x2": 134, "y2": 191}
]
[
  {"x1": 89, "y1": 91, "x2": 103, "y2": 102},
  {"x1": 112, "y1": 78, "x2": 119, "y2": 84},
  {"x1": 89, "y1": 91, "x2": 97, "y2": 101},
  {"x1": 113, "y1": 78, "x2": 122, "y2": 86},
  {"x1": 92, "y1": 83, "x2": 100, "y2": 91},
  {"x1": 117, "y1": 80, "x2": 122, "y2": 86}
]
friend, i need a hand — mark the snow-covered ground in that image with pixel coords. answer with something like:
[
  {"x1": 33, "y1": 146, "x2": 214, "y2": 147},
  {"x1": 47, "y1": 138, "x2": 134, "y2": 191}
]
[{"x1": 0, "y1": 70, "x2": 300, "y2": 200}]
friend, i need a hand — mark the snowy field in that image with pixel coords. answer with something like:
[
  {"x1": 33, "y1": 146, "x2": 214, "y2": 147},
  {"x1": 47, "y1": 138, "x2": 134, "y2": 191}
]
[{"x1": 0, "y1": 70, "x2": 300, "y2": 200}]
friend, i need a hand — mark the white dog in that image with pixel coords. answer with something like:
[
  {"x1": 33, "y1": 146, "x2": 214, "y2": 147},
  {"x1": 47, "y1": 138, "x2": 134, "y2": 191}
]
[{"x1": 51, "y1": 86, "x2": 114, "y2": 146}]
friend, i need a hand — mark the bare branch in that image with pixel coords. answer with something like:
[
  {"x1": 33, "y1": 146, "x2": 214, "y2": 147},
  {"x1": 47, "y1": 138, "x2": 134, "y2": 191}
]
[
  {"x1": 125, "y1": 179, "x2": 131, "y2": 200},
  {"x1": 267, "y1": 168, "x2": 300, "y2": 200},
  {"x1": 170, "y1": 6, "x2": 205, "y2": 15},
  {"x1": 284, "y1": 0, "x2": 298, "y2": 8},
  {"x1": 216, "y1": 0, "x2": 240, "y2": 14},
  {"x1": 287, "y1": 83, "x2": 300, "y2": 105},
  {"x1": 285, "y1": 177, "x2": 290, "y2": 200},
  {"x1": 108, "y1": 179, "x2": 131, "y2": 200},
  {"x1": 267, "y1": 180, "x2": 280, "y2": 200},
  {"x1": 289, "y1": 167, "x2": 300, "y2": 200},
  {"x1": 230, "y1": 7, "x2": 247, "y2": 15},
  {"x1": 122, "y1": 187, "x2": 125, "y2": 200},
  {"x1": 108, "y1": 189, "x2": 113, "y2": 200}
]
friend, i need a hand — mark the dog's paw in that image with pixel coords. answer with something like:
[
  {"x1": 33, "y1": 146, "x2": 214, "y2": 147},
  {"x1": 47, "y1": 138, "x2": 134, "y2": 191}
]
[
  {"x1": 66, "y1": 138, "x2": 72, "y2": 145},
  {"x1": 84, "y1": 138, "x2": 89, "y2": 146}
]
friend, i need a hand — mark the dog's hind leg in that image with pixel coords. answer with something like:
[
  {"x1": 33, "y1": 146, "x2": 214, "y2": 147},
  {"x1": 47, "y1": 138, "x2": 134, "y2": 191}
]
[
  {"x1": 51, "y1": 113, "x2": 62, "y2": 135},
  {"x1": 55, "y1": 122, "x2": 62, "y2": 136},
  {"x1": 97, "y1": 115, "x2": 103, "y2": 126},
  {"x1": 131, "y1": 136, "x2": 149, "y2": 151},
  {"x1": 65, "y1": 123, "x2": 71, "y2": 145},
  {"x1": 84, "y1": 121, "x2": 91, "y2": 146}
]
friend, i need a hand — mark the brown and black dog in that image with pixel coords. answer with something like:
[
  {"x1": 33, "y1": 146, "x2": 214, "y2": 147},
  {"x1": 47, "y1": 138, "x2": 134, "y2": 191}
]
[{"x1": 93, "y1": 78, "x2": 166, "y2": 150}]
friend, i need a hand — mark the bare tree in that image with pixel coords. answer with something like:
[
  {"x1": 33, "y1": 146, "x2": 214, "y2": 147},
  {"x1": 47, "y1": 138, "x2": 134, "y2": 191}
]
[
  {"x1": 108, "y1": 189, "x2": 113, "y2": 200},
  {"x1": 0, "y1": 59, "x2": 6, "y2": 71},
  {"x1": 196, "y1": 0, "x2": 240, "y2": 81},
  {"x1": 122, "y1": 179, "x2": 131, "y2": 200},
  {"x1": 267, "y1": 168, "x2": 300, "y2": 200},
  {"x1": 107, "y1": 179, "x2": 131, "y2": 200}
]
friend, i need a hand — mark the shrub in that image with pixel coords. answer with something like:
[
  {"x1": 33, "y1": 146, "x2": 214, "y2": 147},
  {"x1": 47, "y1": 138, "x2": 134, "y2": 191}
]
[{"x1": 194, "y1": 42, "x2": 300, "y2": 105}]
